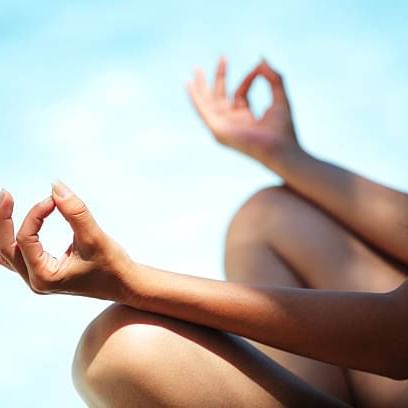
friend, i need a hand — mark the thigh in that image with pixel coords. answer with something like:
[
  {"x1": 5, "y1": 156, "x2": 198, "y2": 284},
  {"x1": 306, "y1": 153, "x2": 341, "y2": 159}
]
[
  {"x1": 232, "y1": 186, "x2": 408, "y2": 407},
  {"x1": 238, "y1": 186, "x2": 408, "y2": 293},
  {"x1": 72, "y1": 304, "x2": 347, "y2": 407},
  {"x1": 225, "y1": 197, "x2": 353, "y2": 403}
]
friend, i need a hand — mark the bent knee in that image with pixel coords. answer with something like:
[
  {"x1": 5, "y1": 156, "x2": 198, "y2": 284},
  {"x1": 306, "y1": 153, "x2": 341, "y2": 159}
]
[
  {"x1": 226, "y1": 185, "x2": 294, "y2": 245},
  {"x1": 72, "y1": 304, "x2": 223, "y2": 406},
  {"x1": 72, "y1": 304, "x2": 175, "y2": 405}
]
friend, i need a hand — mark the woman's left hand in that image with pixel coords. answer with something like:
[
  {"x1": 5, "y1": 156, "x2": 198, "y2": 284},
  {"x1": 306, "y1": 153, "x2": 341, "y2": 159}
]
[{"x1": 187, "y1": 58, "x2": 300, "y2": 167}]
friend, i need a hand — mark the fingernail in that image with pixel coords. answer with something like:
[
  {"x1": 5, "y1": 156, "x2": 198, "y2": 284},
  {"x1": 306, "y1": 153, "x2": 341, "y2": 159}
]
[
  {"x1": 0, "y1": 189, "x2": 5, "y2": 203},
  {"x1": 41, "y1": 196, "x2": 54, "y2": 206},
  {"x1": 52, "y1": 180, "x2": 73, "y2": 199}
]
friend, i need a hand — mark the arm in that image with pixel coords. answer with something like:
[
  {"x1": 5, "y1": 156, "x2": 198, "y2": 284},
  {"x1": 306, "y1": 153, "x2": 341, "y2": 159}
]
[
  {"x1": 1, "y1": 184, "x2": 407, "y2": 379},
  {"x1": 268, "y1": 148, "x2": 408, "y2": 265},
  {"x1": 120, "y1": 262, "x2": 408, "y2": 380},
  {"x1": 188, "y1": 58, "x2": 408, "y2": 264}
]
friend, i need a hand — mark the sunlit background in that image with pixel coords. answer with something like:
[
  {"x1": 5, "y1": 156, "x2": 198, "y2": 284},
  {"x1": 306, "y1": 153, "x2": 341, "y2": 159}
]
[{"x1": 1, "y1": 1, "x2": 407, "y2": 406}]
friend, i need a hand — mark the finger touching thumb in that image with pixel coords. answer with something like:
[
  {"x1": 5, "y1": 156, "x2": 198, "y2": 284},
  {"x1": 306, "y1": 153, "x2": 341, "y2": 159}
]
[{"x1": 52, "y1": 180, "x2": 100, "y2": 236}]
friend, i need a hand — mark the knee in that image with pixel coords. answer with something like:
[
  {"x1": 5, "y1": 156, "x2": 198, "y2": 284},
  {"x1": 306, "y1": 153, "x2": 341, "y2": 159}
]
[
  {"x1": 72, "y1": 304, "x2": 184, "y2": 406},
  {"x1": 72, "y1": 304, "x2": 223, "y2": 406},
  {"x1": 226, "y1": 185, "x2": 292, "y2": 246}
]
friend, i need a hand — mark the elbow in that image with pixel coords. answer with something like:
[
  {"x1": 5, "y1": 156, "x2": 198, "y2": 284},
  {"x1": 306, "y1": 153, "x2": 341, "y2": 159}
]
[
  {"x1": 371, "y1": 346, "x2": 408, "y2": 380},
  {"x1": 384, "y1": 364, "x2": 408, "y2": 381},
  {"x1": 371, "y1": 288, "x2": 408, "y2": 381},
  {"x1": 358, "y1": 345, "x2": 408, "y2": 380},
  {"x1": 392, "y1": 373, "x2": 408, "y2": 381},
  {"x1": 385, "y1": 287, "x2": 408, "y2": 380},
  {"x1": 384, "y1": 337, "x2": 408, "y2": 379}
]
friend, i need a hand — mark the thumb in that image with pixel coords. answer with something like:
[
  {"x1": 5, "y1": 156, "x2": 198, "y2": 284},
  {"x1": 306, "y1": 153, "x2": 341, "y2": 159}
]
[{"x1": 52, "y1": 180, "x2": 101, "y2": 238}]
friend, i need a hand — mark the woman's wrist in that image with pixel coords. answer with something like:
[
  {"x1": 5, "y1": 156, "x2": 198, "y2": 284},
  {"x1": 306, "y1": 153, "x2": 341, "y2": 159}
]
[
  {"x1": 262, "y1": 142, "x2": 310, "y2": 179},
  {"x1": 113, "y1": 258, "x2": 153, "y2": 308}
]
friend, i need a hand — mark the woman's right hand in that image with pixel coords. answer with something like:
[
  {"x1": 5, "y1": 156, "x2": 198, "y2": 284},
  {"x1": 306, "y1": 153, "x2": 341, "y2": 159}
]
[
  {"x1": 0, "y1": 182, "x2": 132, "y2": 301},
  {"x1": 187, "y1": 58, "x2": 302, "y2": 168}
]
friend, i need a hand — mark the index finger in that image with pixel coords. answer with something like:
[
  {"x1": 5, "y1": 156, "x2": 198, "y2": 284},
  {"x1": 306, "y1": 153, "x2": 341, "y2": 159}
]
[
  {"x1": 258, "y1": 61, "x2": 288, "y2": 105},
  {"x1": 16, "y1": 197, "x2": 56, "y2": 270},
  {"x1": 233, "y1": 64, "x2": 262, "y2": 108}
]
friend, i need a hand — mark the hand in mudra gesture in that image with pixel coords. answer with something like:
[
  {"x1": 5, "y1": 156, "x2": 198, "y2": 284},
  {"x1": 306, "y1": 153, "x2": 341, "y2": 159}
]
[
  {"x1": 187, "y1": 58, "x2": 301, "y2": 166},
  {"x1": 0, "y1": 182, "x2": 129, "y2": 299}
]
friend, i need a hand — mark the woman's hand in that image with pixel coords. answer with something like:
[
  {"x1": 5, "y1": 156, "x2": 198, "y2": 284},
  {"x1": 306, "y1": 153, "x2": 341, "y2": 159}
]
[
  {"x1": 0, "y1": 182, "x2": 130, "y2": 300},
  {"x1": 187, "y1": 58, "x2": 302, "y2": 167}
]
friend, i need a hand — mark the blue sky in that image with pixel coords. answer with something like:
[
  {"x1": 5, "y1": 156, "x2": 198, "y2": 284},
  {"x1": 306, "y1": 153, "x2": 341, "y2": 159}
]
[{"x1": 1, "y1": 1, "x2": 407, "y2": 406}]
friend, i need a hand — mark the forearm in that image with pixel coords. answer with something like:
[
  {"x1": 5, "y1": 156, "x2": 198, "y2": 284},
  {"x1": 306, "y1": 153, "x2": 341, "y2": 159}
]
[
  {"x1": 265, "y1": 147, "x2": 408, "y2": 263},
  {"x1": 117, "y1": 261, "x2": 408, "y2": 379}
]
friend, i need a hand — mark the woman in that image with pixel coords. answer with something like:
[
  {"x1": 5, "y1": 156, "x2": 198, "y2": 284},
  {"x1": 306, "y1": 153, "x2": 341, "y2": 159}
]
[{"x1": 1, "y1": 59, "x2": 407, "y2": 407}]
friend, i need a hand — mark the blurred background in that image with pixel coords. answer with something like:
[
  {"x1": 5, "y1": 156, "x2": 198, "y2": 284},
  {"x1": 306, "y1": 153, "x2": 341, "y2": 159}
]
[{"x1": 1, "y1": 1, "x2": 407, "y2": 406}]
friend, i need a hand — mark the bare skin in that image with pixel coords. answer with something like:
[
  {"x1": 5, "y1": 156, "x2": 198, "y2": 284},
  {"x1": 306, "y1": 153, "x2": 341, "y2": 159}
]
[
  {"x1": 225, "y1": 186, "x2": 408, "y2": 406},
  {"x1": 188, "y1": 58, "x2": 408, "y2": 406},
  {"x1": 1, "y1": 59, "x2": 407, "y2": 407}
]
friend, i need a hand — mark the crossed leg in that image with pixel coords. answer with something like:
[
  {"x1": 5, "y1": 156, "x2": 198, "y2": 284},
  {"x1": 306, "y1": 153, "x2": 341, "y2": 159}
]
[
  {"x1": 73, "y1": 303, "x2": 351, "y2": 407},
  {"x1": 224, "y1": 186, "x2": 408, "y2": 407},
  {"x1": 72, "y1": 186, "x2": 407, "y2": 407}
]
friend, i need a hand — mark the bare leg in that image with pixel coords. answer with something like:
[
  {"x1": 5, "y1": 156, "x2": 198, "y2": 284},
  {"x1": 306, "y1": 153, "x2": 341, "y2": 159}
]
[
  {"x1": 72, "y1": 304, "x2": 349, "y2": 407},
  {"x1": 225, "y1": 186, "x2": 408, "y2": 407}
]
